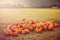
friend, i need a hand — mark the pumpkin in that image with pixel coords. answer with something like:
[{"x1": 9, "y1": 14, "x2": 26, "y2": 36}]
[
  {"x1": 54, "y1": 23, "x2": 59, "y2": 27},
  {"x1": 12, "y1": 32, "x2": 18, "y2": 36},
  {"x1": 3, "y1": 29, "x2": 10, "y2": 35},
  {"x1": 3, "y1": 29, "x2": 12, "y2": 36},
  {"x1": 48, "y1": 24, "x2": 54, "y2": 30},
  {"x1": 22, "y1": 30, "x2": 26, "y2": 34},
  {"x1": 43, "y1": 26, "x2": 48, "y2": 30},
  {"x1": 9, "y1": 30, "x2": 13, "y2": 36},
  {"x1": 34, "y1": 27, "x2": 43, "y2": 33},
  {"x1": 24, "y1": 28, "x2": 30, "y2": 33}
]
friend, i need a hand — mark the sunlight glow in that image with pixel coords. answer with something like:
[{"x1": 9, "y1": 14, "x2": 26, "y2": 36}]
[{"x1": 0, "y1": 0, "x2": 27, "y2": 7}]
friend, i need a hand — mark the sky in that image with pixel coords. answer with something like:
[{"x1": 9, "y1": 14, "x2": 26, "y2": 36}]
[{"x1": 0, "y1": 0, "x2": 60, "y2": 8}]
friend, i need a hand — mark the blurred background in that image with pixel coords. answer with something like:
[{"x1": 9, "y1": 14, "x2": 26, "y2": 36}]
[
  {"x1": 0, "y1": 0, "x2": 60, "y2": 8},
  {"x1": 0, "y1": 0, "x2": 60, "y2": 23}
]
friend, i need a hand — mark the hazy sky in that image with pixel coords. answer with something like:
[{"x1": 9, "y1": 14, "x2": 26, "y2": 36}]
[{"x1": 0, "y1": 0, "x2": 60, "y2": 8}]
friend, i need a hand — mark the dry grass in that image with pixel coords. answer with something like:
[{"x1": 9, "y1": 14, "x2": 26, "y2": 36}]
[{"x1": 0, "y1": 8, "x2": 60, "y2": 23}]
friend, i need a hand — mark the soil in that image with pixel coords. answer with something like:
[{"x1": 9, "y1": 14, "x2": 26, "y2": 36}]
[{"x1": 0, "y1": 23, "x2": 60, "y2": 40}]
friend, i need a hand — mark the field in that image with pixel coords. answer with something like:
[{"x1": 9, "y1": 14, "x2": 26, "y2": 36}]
[
  {"x1": 0, "y1": 8, "x2": 60, "y2": 40},
  {"x1": 0, "y1": 8, "x2": 60, "y2": 23}
]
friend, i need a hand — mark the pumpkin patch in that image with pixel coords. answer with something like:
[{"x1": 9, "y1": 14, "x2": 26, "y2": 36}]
[{"x1": 3, "y1": 18, "x2": 59, "y2": 36}]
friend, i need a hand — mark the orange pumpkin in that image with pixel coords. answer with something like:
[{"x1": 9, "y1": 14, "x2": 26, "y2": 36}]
[
  {"x1": 35, "y1": 20, "x2": 40, "y2": 23},
  {"x1": 29, "y1": 27, "x2": 33, "y2": 31},
  {"x1": 42, "y1": 20, "x2": 47, "y2": 23},
  {"x1": 28, "y1": 19, "x2": 35, "y2": 24},
  {"x1": 24, "y1": 28, "x2": 30, "y2": 33},
  {"x1": 34, "y1": 27, "x2": 43, "y2": 33},
  {"x1": 12, "y1": 32, "x2": 18, "y2": 36},
  {"x1": 54, "y1": 22, "x2": 59, "y2": 27},
  {"x1": 32, "y1": 24, "x2": 36, "y2": 28},
  {"x1": 25, "y1": 23, "x2": 31, "y2": 29},
  {"x1": 48, "y1": 24, "x2": 54, "y2": 30},
  {"x1": 43, "y1": 26, "x2": 48, "y2": 30},
  {"x1": 6, "y1": 24, "x2": 12, "y2": 29},
  {"x1": 14, "y1": 28, "x2": 20, "y2": 33},
  {"x1": 3, "y1": 29, "x2": 12, "y2": 36},
  {"x1": 18, "y1": 28, "x2": 22, "y2": 33},
  {"x1": 22, "y1": 30, "x2": 26, "y2": 34},
  {"x1": 9, "y1": 30, "x2": 13, "y2": 36},
  {"x1": 3, "y1": 29, "x2": 10, "y2": 35},
  {"x1": 42, "y1": 23, "x2": 49, "y2": 30}
]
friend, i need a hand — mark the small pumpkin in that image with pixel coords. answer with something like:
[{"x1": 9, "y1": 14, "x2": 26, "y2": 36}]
[
  {"x1": 34, "y1": 27, "x2": 43, "y2": 33},
  {"x1": 12, "y1": 31, "x2": 18, "y2": 36},
  {"x1": 48, "y1": 24, "x2": 54, "y2": 30}
]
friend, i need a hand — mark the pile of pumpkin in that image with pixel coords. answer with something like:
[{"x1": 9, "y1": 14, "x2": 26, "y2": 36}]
[{"x1": 3, "y1": 18, "x2": 59, "y2": 36}]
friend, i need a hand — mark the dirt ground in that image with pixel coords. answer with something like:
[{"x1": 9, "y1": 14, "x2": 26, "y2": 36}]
[{"x1": 0, "y1": 23, "x2": 60, "y2": 40}]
